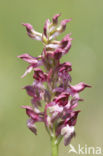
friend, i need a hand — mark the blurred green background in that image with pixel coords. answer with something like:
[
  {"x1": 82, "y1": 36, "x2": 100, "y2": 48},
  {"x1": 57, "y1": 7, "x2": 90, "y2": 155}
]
[{"x1": 0, "y1": 0, "x2": 103, "y2": 156}]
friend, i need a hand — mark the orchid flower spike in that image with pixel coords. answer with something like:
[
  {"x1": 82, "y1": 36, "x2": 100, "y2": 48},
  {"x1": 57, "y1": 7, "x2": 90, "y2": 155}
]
[{"x1": 18, "y1": 14, "x2": 91, "y2": 156}]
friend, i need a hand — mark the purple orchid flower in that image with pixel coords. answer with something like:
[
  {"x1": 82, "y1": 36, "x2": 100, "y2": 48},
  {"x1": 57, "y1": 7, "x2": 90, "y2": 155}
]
[{"x1": 18, "y1": 14, "x2": 91, "y2": 156}]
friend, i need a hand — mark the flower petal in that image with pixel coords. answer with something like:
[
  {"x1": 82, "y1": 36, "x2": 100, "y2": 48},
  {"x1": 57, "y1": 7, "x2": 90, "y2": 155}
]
[
  {"x1": 57, "y1": 62, "x2": 72, "y2": 72},
  {"x1": 18, "y1": 53, "x2": 43, "y2": 77},
  {"x1": 18, "y1": 53, "x2": 41, "y2": 64},
  {"x1": 65, "y1": 110, "x2": 80, "y2": 126},
  {"x1": 22, "y1": 105, "x2": 43, "y2": 121},
  {"x1": 21, "y1": 65, "x2": 33, "y2": 78},
  {"x1": 59, "y1": 19, "x2": 72, "y2": 32},
  {"x1": 52, "y1": 14, "x2": 61, "y2": 25},
  {"x1": 49, "y1": 19, "x2": 72, "y2": 40},
  {"x1": 24, "y1": 85, "x2": 36, "y2": 97},
  {"x1": 23, "y1": 23, "x2": 42, "y2": 41},
  {"x1": 55, "y1": 92, "x2": 70, "y2": 106},
  {"x1": 33, "y1": 68, "x2": 47, "y2": 82},
  {"x1": 43, "y1": 19, "x2": 51, "y2": 37},
  {"x1": 69, "y1": 82, "x2": 91, "y2": 93},
  {"x1": 53, "y1": 48, "x2": 62, "y2": 60},
  {"x1": 60, "y1": 34, "x2": 72, "y2": 54}
]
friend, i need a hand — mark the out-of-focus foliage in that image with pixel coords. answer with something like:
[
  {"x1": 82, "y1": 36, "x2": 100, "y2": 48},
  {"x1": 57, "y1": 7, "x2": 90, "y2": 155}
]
[{"x1": 0, "y1": 0, "x2": 103, "y2": 156}]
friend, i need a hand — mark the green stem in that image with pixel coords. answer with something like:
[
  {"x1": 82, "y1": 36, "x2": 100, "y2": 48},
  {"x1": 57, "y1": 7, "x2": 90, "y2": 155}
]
[{"x1": 51, "y1": 136, "x2": 58, "y2": 156}]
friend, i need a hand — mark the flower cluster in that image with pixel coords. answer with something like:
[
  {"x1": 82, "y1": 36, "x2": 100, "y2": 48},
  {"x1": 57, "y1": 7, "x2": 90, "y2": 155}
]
[{"x1": 18, "y1": 14, "x2": 91, "y2": 146}]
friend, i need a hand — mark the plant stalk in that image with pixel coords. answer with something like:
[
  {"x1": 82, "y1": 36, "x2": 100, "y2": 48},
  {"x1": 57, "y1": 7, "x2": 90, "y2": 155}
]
[{"x1": 51, "y1": 136, "x2": 58, "y2": 156}]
